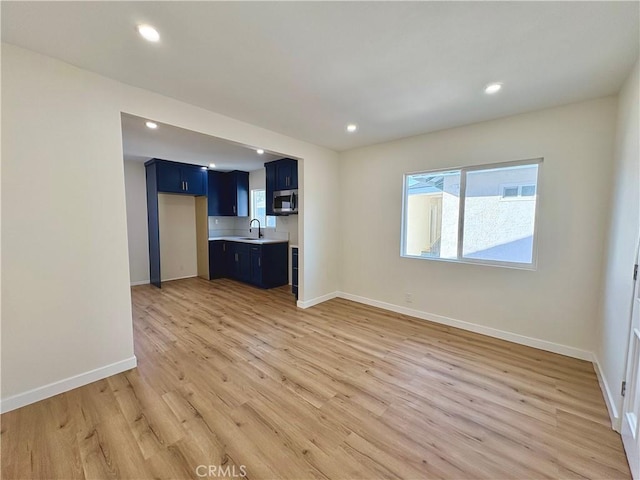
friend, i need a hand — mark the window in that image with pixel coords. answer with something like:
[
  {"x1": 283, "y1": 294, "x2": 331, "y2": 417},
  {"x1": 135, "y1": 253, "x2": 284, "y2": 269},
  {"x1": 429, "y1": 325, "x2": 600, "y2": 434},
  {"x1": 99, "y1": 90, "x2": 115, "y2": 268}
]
[
  {"x1": 501, "y1": 184, "x2": 536, "y2": 199},
  {"x1": 402, "y1": 158, "x2": 542, "y2": 268},
  {"x1": 250, "y1": 189, "x2": 276, "y2": 228}
]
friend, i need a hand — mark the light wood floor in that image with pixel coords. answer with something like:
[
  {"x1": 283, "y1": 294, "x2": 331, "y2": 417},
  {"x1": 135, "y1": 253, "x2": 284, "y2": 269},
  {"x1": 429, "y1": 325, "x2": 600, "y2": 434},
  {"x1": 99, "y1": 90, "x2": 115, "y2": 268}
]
[{"x1": 1, "y1": 277, "x2": 630, "y2": 479}]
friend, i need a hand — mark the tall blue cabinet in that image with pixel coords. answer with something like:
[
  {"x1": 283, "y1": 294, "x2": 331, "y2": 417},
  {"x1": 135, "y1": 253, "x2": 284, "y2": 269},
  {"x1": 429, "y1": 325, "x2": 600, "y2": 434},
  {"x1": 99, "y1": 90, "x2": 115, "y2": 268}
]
[{"x1": 145, "y1": 158, "x2": 207, "y2": 288}]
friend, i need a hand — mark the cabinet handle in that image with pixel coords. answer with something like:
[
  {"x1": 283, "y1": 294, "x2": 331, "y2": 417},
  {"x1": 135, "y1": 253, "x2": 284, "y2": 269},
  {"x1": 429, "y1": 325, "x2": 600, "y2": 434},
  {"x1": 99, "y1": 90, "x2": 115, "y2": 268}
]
[
  {"x1": 235, "y1": 253, "x2": 238, "y2": 262},
  {"x1": 185, "y1": 181, "x2": 188, "y2": 191},
  {"x1": 258, "y1": 258, "x2": 261, "y2": 267},
  {"x1": 233, "y1": 205, "x2": 236, "y2": 214},
  {"x1": 223, "y1": 244, "x2": 226, "y2": 252}
]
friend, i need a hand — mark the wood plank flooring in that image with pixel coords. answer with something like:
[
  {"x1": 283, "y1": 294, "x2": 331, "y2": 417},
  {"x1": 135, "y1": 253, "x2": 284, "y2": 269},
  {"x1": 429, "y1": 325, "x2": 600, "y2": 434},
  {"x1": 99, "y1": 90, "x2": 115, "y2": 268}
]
[{"x1": 1, "y1": 277, "x2": 631, "y2": 479}]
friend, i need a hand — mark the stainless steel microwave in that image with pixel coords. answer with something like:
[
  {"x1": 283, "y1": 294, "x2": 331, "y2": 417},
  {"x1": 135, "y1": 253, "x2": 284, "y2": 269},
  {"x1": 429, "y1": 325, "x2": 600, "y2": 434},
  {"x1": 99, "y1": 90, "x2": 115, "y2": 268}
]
[{"x1": 273, "y1": 189, "x2": 298, "y2": 215}]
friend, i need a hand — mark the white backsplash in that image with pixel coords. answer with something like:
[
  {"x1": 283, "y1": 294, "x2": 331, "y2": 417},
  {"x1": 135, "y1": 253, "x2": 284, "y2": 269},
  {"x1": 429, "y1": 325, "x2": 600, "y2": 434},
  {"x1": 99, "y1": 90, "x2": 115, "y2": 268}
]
[{"x1": 208, "y1": 215, "x2": 295, "y2": 242}]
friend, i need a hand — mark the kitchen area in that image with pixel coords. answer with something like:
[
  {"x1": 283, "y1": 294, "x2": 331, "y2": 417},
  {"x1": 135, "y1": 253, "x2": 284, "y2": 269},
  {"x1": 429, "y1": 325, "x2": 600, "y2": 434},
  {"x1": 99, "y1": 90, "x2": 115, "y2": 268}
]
[{"x1": 121, "y1": 113, "x2": 300, "y2": 301}]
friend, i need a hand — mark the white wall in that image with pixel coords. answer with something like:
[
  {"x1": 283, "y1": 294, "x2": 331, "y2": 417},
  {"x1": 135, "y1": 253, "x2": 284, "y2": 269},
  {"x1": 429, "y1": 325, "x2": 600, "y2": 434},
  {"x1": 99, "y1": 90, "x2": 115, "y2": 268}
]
[
  {"x1": 1, "y1": 44, "x2": 340, "y2": 410},
  {"x1": 339, "y1": 97, "x2": 618, "y2": 357},
  {"x1": 597, "y1": 60, "x2": 640, "y2": 427},
  {"x1": 123, "y1": 161, "x2": 150, "y2": 285},
  {"x1": 158, "y1": 194, "x2": 198, "y2": 281}
]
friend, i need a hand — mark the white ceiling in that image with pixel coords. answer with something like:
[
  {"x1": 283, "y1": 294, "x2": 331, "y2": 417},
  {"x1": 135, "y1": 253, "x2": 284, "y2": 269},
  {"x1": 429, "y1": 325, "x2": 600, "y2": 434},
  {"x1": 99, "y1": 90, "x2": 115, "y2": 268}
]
[
  {"x1": 121, "y1": 113, "x2": 283, "y2": 170},
  {"x1": 3, "y1": 2, "x2": 638, "y2": 151}
]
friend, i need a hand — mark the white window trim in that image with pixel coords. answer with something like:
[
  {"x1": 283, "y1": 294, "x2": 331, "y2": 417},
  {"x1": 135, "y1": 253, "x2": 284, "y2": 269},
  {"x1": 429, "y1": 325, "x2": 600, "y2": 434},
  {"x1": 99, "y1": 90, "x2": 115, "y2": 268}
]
[
  {"x1": 250, "y1": 188, "x2": 276, "y2": 229},
  {"x1": 400, "y1": 157, "x2": 543, "y2": 270}
]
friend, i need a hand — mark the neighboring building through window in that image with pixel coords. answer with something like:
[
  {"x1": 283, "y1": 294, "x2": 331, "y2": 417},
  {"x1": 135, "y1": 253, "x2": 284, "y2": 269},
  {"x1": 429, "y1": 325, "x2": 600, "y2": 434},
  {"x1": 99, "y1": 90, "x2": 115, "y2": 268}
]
[
  {"x1": 402, "y1": 159, "x2": 542, "y2": 267},
  {"x1": 251, "y1": 189, "x2": 276, "y2": 228}
]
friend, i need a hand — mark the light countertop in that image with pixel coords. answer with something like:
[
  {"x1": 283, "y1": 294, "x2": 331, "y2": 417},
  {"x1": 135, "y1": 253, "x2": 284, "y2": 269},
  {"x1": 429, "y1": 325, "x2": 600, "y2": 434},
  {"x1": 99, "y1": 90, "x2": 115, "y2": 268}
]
[{"x1": 208, "y1": 236, "x2": 288, "y2": 245}]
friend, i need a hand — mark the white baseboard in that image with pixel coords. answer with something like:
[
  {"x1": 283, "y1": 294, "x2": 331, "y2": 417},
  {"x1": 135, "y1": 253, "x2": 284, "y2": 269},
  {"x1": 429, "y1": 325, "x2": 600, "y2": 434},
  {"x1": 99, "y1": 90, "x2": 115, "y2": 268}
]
[
  {"x1": 163, "y1": 275, "x2": 198, "y2": 282},
  {"x1": 297, "y1": 291, "x2": 339, "y2": 309},
  {"x1": 593, "y1": 354, "x2": 621, "y2": 431},
  {"x1": 0, "y1": 356, "x2": 137, "y2": 414},
  {"x1": 336, "y1": 291, "x2": 593, "y2": 361},
  {"x1": 131, "y1": 275, "x2": 198, "y2": 286}
]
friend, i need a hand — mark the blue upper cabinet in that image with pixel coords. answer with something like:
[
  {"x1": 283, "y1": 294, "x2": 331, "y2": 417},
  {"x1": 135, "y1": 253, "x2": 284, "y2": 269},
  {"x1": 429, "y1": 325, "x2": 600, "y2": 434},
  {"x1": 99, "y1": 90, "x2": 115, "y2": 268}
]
[
  {"x1": 208, "y1": 170, "x2": 249, "y2": 216},
  {"x1": 265, "y1": 162, "x2": 277, "y2": 216},
  {"x1": 269, "y1": 158, "x2": 298, "y2": 191},
  {"x1": 147, "y1": 159, "x2": 207, "y2": 196},
  {"x1": 229, "y1": 171, "x2": 249, "y2": 217},
  {"x1": 265, "y1": 158, "x2": 298, "y2": 216},
  {"x1": 181, "y1": 164, "x2": 207, "y2": 195},
  {"x1": 207, "y1": 170, "x2": 227, "y2": 216}
]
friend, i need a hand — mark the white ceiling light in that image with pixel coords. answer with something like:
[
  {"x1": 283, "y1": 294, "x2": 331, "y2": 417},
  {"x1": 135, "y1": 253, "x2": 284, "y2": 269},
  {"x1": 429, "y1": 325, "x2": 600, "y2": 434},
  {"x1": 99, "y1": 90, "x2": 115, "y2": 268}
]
[
  {"x1": 137, "y1": 24, "x2": 160, "y2": 43},
  {"x1": 346, "y1": 123, "x2": 358, "y2": 133},
  {"x1": 145, "y1": 121, "x2": 158, "y2": 129},
  {"x1": 484, "y1": 83, "x2": 503, "y2": 94},
  {"x1": 256, "y1": 149, "x2": 264, "y2": 155},
  {"x1": 209, "y1": 163, "x2": 216, "y2": 168}
]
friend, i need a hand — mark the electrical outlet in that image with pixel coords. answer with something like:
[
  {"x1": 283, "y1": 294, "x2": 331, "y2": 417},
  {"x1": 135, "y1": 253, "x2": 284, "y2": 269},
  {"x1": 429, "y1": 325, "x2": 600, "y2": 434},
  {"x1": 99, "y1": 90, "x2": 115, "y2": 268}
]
[
  {"x1": 405, "y1": 293, "x2": 413, "y2": 304},
  {"x1": 215, "y1": 219, "x2": 219, "y2": 224}
]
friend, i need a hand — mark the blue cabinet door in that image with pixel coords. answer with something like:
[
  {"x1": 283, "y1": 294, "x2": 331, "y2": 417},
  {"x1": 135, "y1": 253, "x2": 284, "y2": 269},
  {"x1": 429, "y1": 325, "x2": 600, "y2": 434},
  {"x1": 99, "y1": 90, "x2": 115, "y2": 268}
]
[
  {"x1": 274, "y1": 159, "x2": 297, "y2": 190},
  {"x1": 289, "y1": 160, "x2": 298, "y2": 190},
  {"x1": 265, "y1": 162, "x2": 276, "y2": 216},
  {"x1": 292, "y1": 247, "x2": 299, "y2": 299},
  {"x1": 208, "y1": 171, "x2": 226, "y2": 216},
  {"x1": 154, "y1": 160, "x2": 206, "y2": 195},
  {"x1": 156, "y1": 162, "x2": 183, "y2": 193},
  {"x1": 208, "y1": 241, "x2": 227, "y2": 279},
  {"x1": 231, "y1": 171, "x2": 249, "y2": 217},
  {"x1": 261, "y1": 243, "x2": 288, "y2": 288},
  {"x1": 208, "y1": 170, "x2": 249, "y2": 216},
  {"x1": 276, "y1": 161, "x2": 292, "y2": 190},
  {"x1": 250, "y1": 246, "x2": 262, "y2": 286},
  {"x1": 181, "y1": 165, "x2": 207, "y2": 195},
  {"x1": 229, "y1": 243, "x2": 250, "y2": 282}
]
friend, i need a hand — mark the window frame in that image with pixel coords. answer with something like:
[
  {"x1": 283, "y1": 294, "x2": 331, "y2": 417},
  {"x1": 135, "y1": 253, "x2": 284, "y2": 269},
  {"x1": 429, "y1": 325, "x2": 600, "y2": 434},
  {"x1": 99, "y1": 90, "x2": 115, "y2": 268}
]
[
  {"x1": 401, "y1": 157, "x2": 543, "y2": 270},
  {"x1": 250, "y1": 188, "x2": 276, "y2": 229}
]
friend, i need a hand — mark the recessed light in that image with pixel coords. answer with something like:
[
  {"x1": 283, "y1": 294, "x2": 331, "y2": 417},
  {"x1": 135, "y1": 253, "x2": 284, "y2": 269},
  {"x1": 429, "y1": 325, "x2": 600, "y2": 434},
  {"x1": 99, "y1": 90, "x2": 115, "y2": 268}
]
[
  {"x1": 346, "y1": 124, "x2": 358, "y2": 133},
  {"x1": 209, "y1": 163, "x2": 216, "y2": 168},
  {"x1": 145, "y1": 121, "x2": 158, "y2": 129},
  {"x1": 137, "y1": 24, "x2": 160, "y2": 42},
  {"x1": 256, "y1": 149, "x2": 264, "y2": 155},
  {"x1": 484, "y1": 83, "x2": 503, "y2": 94}
]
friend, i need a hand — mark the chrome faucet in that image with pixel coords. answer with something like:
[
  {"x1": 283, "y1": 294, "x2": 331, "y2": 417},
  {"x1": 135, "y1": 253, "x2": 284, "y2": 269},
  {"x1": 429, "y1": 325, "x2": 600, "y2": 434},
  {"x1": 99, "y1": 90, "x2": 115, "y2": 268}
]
[{"x1": 249, "y1": 218, "x2": 263, "y2": 238}]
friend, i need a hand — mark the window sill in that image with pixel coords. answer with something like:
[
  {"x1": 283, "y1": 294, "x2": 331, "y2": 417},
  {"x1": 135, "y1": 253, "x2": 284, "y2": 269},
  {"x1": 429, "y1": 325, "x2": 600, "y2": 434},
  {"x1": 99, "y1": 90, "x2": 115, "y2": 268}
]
[{"x1": 400, "y1": 253, "x2": 537, "y2": 271}]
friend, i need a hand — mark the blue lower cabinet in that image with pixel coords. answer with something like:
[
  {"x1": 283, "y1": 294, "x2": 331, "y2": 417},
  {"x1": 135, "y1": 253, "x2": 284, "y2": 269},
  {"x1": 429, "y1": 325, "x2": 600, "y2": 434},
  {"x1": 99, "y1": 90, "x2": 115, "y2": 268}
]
[
  {"x1": 250, "y1": 246, "x2": 262, "y2": 286},
  {"x1": 259, "y1": 243, "x2": 288, "y2": 288},
  {"x1": 211, "y1": 241, "x2": 288, "y2": 288},
  {"x1": 229, "y1": 243, "x2": 251, "y2": 283},
  {"x1": 292, "y1": 247, "x2": 299, "y2": 300},
  {"x1": 209, "y1": 241, "x2": 227, "y2": 279}
]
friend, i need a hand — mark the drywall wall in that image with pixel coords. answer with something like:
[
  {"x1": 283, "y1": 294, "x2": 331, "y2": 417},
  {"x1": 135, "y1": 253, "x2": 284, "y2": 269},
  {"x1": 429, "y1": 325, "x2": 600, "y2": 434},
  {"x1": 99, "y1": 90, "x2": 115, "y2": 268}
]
[
  {"x1": 597, "y1": 60, "x2": 640, "y2": 426},
  {"x1": 123, "y1": 160, "x2": 150, "y2": 285},
  {"x1": 2, "y1": 45, "x2": 136, "y2": 406},
  {"x1": 1, "y1": 43, "x2": 339, "y2": 409},
  {"x1": 339, "y1": 97, "x2": 617, "y2": 355},
  {"x1": 158, "y1": 194, "x2": 198, "y2": 281}
]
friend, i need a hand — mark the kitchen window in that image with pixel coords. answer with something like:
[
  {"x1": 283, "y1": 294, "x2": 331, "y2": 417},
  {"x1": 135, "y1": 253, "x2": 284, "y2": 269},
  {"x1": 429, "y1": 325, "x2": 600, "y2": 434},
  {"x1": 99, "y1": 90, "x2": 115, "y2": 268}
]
[
  {"x1": 401, "y1": 158, "x2": 542, "y2": 268},
  {"x1": 250, "y1": 189, "x2": 276, "y2": 228}
]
